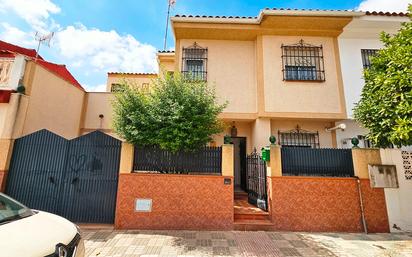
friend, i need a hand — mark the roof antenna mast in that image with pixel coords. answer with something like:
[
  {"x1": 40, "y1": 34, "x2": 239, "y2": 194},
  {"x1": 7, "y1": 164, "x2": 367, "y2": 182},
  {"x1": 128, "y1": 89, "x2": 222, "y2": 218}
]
[
  {"x1": 34, "y1": 31, "x2": 54, "y2": 61},
  {"x1": 163, "y1": 0, "x2": 176, "y2": 50}
]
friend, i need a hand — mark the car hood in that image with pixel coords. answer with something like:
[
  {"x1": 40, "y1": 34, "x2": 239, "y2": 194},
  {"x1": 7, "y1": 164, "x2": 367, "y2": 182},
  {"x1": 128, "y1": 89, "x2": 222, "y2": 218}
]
[{"x1": 0, "y1": 211, "x2": 77, "y2": 257}]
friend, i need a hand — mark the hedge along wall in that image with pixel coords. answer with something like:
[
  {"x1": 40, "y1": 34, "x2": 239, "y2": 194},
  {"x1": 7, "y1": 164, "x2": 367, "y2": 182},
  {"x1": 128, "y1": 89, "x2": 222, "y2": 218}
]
[{"x1": 115, "y1": 143, "x2": 234, "y2": 230}]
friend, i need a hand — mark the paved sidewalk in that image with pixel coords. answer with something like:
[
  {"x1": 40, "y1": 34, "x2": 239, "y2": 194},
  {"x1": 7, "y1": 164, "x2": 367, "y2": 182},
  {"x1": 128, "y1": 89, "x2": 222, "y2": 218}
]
[{"x1": 83, "y1": 230, "x2": 412, "y2": 257}]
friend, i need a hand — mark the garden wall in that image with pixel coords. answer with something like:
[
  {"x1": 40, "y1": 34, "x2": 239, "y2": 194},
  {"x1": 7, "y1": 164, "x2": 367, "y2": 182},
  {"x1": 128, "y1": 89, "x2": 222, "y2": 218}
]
[
  {"x1": 0, "y1": 139, "x2": 13, "y2": 192},
  {"x1": 0, "y1": 171, "x2": 6, "y2": 192},
  {"x1": 381, "y1": 149, "x2": 412, "y2": 232},
  {"x1": 115, "y1": 173, "x2": 234, "y2": 230},
  {"x1": 268, "y1": 176, "x2": 389, "y2": 232}
]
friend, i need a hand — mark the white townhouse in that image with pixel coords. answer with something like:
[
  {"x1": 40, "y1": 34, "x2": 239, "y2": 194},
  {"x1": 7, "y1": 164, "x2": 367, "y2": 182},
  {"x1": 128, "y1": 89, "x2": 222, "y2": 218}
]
[{"x1": 335, "y1": 11, "x2": 409, "y2": 148}]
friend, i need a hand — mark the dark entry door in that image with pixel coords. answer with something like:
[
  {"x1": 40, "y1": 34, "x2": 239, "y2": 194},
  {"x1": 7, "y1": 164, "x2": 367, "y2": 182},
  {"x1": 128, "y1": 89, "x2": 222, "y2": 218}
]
[
  {"x1": 6, "y1": 130, "x2": 121, "y2": 224},
  {"x1": 246, "y1": 149, "x2": 268, "y2": 211},
  {"x1": 232, "y1": 137, "x2": 247, "y2": 191}
]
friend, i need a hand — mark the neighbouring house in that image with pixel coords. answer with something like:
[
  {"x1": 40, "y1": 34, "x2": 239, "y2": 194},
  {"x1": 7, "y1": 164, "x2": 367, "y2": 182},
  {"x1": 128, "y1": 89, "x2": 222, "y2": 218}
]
[
  {"x1": 336, "y1": 11, "x2": 409, "y2": 148},
  {"x1": 107, "y1": 72, "x2": 157, "y2": 92},
  {"x1": 82, "y1": 53, "x2": 175, "y2": 136},
  {"x1": 0, "y1": 40, "x2": 86, "y2": 140}
]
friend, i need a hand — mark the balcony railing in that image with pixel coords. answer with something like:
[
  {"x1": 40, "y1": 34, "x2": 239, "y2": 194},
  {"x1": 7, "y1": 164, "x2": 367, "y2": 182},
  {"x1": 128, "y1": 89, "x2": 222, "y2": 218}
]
[{"x1": 0, "y1": 59, "x2": 13, "y2": 86}]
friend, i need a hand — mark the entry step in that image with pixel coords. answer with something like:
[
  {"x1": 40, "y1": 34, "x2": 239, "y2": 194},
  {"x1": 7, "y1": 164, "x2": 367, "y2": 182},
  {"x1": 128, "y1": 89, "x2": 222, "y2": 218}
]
[{"x1": 234, "y1": 219, "x2": 274, "y2": 231}]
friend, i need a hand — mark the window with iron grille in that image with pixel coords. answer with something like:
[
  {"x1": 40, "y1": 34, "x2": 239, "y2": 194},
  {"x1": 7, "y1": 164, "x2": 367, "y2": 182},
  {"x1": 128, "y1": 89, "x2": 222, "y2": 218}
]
[
  {"x1": 278, "y1": 126, "x2": 320, "y2": 148},
  {"x1": 111, "y1": 83, "x2": 124, "y2": 92},
  {"x1": 361, "y1": 49, "x2": 379, "y2": 69},
  {"x1": 281, "y1": 40, "x2": 325, "y2": 81},
  {"x1": 182, "y1": 42, "x2": 207, "y2": 81},
  {"x1": 141, "y1": 83, "x2": 149, "y2": 90}
]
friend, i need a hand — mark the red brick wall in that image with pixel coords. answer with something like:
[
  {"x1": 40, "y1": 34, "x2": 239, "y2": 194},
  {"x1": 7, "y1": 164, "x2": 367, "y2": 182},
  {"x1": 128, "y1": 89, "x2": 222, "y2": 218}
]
[
  {"x1": 0, "y1": 171, "x2": 7, "y2": 192},
  {"x1": 268, "y1": 177, "x2": 389, "y2": 233},
  {"x1": 115, "y1": 173, "x2": 233, "y2": 230}
]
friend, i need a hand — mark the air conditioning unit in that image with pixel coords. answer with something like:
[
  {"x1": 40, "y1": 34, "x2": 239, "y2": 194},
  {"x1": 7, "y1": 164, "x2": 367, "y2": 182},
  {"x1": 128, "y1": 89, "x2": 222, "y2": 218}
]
[{"x1": 368, "y1": 164, "x2": 399, "y2": 188}]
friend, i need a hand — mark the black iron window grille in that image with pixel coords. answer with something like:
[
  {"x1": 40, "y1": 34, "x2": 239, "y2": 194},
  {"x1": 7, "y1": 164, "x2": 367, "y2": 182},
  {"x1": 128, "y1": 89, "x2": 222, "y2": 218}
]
[
  {"x1": 141, "y1": 83, "x2": 150, "y2": 90},
  {"x1": 278, "y1": 125, "x2": 320, "y2": 148},
  {"x1": 281, "y1": 40, "x2": 325, "y2": 81},
  {"x1": 111, "y1": 83, "x2": 124, "y2": 92},
  {"x1": 182, "y1": 42, "x2": 208, "y2": 81},
  {"x1": 361, "y1": 49, "x2": 379, "y2": 69}
]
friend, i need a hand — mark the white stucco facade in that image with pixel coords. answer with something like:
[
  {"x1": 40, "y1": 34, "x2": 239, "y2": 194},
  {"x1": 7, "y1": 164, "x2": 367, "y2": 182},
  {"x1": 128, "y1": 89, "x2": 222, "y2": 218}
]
[
  {"x1": 335, "y1": 119, "x2": 368, "y2": 149},
  {"x1": 0, "y1": 55, "x2": 26, "y2": 90},
  {"x1": 336, "y1": 15, "x2": 407, "y2": 148},
  {"x1": 380, "y1": 149, "x2": 412, "y2": 233}
]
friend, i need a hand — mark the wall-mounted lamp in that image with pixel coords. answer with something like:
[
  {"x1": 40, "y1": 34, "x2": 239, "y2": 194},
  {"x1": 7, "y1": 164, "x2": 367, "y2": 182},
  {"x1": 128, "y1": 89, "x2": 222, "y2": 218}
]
[
  {"x1": 98, "y1": 114, "x2": 104, "y2": 129},
  {"x1": 325, "y1": 123, "x2": 346, "y2": 132},
  {"x1": 230, "y1": 122, "x2": 237, "y2": 137}
]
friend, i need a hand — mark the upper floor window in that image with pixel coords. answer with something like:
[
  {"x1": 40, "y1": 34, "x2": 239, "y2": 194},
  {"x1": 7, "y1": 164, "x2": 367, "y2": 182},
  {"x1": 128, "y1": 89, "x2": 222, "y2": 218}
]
[
  {"x1": 281, "y1": 40, "x2": 325, "y2": 82},
  {"x1": 141, "y1": 83, "x2": 150, "y2": 91},
  {"x1": 361, "y1": 49, "x2": 379, "y2": 69},
  {"x1": 182, "y1": 42, "x2": 207, "y2": 81},
  {"x1": 111, "y1": 83, "x2": 124, "y2": 92}
]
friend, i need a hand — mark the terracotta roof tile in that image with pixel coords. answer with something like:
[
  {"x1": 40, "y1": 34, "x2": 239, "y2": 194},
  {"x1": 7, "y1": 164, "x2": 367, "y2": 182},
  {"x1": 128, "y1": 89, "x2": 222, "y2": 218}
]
[
  {"x1": 365, "y1": 11, "x2": 408, "y2": 17},
  {"x1": 0, "y1": 40, "x2": 84, "y2": 91},
  {"x1": 158, "y1": 50, "x2": 175, "y2": 53},
  {"x1": 175, "y1": 14, "x2": 257, "y2": 19},
  {"x1": 174, "y1": 8, "x2": 408, "y2": 19},
  {"x1": 0, "y1": 50, "x2": 16, "y2": 58},
  {"x1": 107, "y1": 72, "x2": 158, "y2": 76},
  {"x1": 0, "y1": 40, "x2": 43, "y2": 60}
]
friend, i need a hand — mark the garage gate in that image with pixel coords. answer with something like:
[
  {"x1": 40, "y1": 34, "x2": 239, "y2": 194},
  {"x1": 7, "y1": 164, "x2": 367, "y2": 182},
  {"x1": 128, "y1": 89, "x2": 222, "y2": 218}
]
[{"x1": 5, "y1": 129, "x2": 121, "y2": 224}]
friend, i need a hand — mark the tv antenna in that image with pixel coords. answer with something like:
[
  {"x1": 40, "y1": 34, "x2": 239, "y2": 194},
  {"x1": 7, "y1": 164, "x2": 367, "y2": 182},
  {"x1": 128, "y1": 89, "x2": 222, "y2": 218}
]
[{"x1": 34, "y1": 31, "x2": 55, "y2": 61}]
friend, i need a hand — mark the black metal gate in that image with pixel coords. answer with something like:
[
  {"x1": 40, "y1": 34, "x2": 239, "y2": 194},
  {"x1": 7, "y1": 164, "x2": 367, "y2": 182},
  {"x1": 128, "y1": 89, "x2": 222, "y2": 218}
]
[
  {"x1": 5, "y1": 130, "x2": 122, "y2": 224},
  {"x1": 246, "y1": 149, "x2": 268, "y2": 211}
]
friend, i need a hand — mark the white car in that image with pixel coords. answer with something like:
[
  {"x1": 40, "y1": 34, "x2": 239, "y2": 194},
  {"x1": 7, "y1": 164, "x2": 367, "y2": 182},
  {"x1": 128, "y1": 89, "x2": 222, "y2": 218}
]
[{"x1": 0, "y1": 193, "x2": 85, "y2": 257}]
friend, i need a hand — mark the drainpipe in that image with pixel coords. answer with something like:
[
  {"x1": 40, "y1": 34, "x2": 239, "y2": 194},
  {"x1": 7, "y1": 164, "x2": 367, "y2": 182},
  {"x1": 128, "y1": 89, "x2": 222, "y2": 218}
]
[
  {"x1": 354, "y1": 176, "x2": 368, "y2": 233},
  {"x1": 1, "y1": 93, "x2": 21, "y2": 139},
  {"x1": 1, "y1": 56, "x2": 26, "y2": 139}
]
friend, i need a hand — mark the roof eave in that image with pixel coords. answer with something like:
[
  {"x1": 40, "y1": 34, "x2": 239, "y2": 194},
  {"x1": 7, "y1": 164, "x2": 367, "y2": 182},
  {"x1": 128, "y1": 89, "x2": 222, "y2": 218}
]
[{"x1": 171, "y1": 10, "x2": 365, "y2": 25}]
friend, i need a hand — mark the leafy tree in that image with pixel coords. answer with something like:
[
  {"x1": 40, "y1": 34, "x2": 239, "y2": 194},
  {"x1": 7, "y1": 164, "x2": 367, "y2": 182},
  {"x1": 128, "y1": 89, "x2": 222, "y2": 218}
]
[
  {"x1": 112, "y1": 72, "x2": 226, "y2": 152},
  {"x1": 354, "y1": 6, "x2": 412, "y2": 148}
]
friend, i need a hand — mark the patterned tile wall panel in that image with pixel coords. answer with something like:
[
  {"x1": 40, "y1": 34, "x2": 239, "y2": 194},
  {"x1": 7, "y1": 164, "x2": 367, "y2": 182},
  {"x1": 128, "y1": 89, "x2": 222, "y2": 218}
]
[
  {"x1": 115, "y1": 173, "x2": 234, "y2": 230},
  {"x1": 268, "y1": 177, "x2": 389, "y2": 233},
  {"x1": 402, "y1": 151, "x2": 412, "y2": 180},
  {"x1": 0, "y1": 171, "x2": 6, "y2": 192}
]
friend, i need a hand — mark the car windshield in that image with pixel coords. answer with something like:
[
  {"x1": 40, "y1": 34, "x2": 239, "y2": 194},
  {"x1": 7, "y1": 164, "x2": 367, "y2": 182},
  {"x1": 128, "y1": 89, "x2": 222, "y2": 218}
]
[{"x1": 0, "y1": 193, "x2": 34, "y2": 225}]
